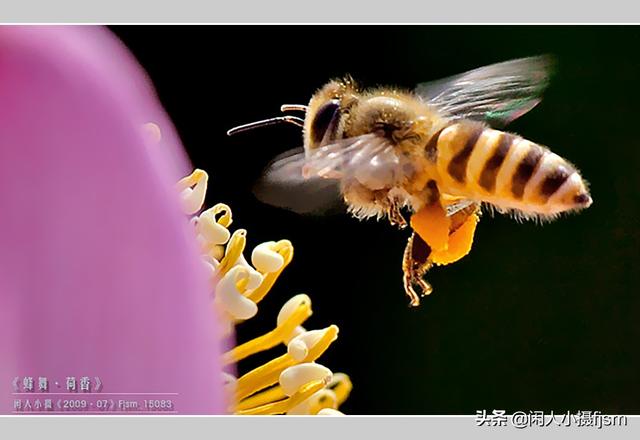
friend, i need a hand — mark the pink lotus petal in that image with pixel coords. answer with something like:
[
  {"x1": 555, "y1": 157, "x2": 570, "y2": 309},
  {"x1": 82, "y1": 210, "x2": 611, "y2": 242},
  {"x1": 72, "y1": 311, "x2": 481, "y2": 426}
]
[{"x1": 0, "y1": 26, "x2": 225, "y2": 414}]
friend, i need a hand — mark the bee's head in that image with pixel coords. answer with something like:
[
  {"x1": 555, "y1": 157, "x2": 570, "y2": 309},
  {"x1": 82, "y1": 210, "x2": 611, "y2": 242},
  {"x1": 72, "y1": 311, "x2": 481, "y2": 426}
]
[
  {"x1": 226, "y1": 77, "x2": 358, "y2": 154},
  {"x1": 303, "y1": 78, "x2": 358, "y2": 153}
]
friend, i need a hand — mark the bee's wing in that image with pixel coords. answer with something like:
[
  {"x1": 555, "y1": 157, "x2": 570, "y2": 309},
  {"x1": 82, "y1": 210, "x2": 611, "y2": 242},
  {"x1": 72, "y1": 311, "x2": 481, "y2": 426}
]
[
  {"x1": 415, "y1": 55, "x2": 554, "y2": 128},
  {"x1": 253, "y1": 147, "x2": 344, "y2": 215},
  {"x1": 254, "y1": 134, "x2": 393, "y2": 214}
]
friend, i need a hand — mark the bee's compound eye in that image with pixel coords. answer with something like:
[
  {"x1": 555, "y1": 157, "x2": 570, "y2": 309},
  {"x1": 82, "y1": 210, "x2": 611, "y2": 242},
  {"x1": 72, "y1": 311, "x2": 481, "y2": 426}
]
[{"x1": 311, "y1": 99, "x2": 340, "y2": 145}]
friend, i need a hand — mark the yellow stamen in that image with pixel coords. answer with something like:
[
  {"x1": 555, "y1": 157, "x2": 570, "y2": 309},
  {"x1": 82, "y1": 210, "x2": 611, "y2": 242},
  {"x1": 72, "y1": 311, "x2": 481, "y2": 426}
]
[
  {"x1": 216, "y1": 266, "x2": 257, "y2": 320},
  {"x1": 235, "y1": 353, "x2": 290, "y2": 402},
  {"x1": 235, "y1": 385, "x2": 287, "y2": 411},
  {"x1": 209, "y1": 203, "x2": 233, "y2": 228},
  {"x1": 246, "y1": 240, "x2": 293, "y2": 304},
  {"x1": 235, "y1": 277, "x2": 249, "y2": 292},
  {"x1": 177, "y1": 168, "x2": 352, "y2": 416},
  {"x1": 307, "y1": 389, "x2": 338, "y2": 415},
  {"x1": 235, "y1": 379, "x2": 329, "y2": 415},
  {"x1": 177, "y1": 168, "x2": 208, "y2": 190},
  {"x1": 234, "y1": 325, "x2": 338, "y2": 401},
  {"x1": 328, "y1": 372, "x2": 353, "y2": 406},
  {"x1": 218, "y1": 229, "x2": 247, "y2": 275},
  {"x1": 303, "y1": 325, "x2": 339, "y2": 362},
  {"x1": 177, "y1": 168, "x2": 209, "y2": 215},
  {"x1": 222, "y1": 299, "x2": 312, "y2": 365}
]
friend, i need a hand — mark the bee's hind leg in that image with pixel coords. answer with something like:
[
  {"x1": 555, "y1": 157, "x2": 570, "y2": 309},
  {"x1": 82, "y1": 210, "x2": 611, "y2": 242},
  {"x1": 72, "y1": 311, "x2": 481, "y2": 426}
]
[
  {"x1": 401, "y1": 200, "x2": 481, "y2": 307},
  {"x1": 402, "y1": 231, "x2": 433, "y2": 307}
]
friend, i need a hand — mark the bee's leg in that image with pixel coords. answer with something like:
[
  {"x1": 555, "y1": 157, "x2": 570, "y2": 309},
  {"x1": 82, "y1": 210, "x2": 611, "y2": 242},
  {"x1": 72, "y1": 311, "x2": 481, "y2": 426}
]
[
  {"x1": 366, "y1": 189, "x2": 407, "y2": 229},
  {"x1": 402, "y1": 201, "x2": 481, "y2": 306},
  {"x1": 402, "y1": 231, "x2": 433, "y2": 307},
  {"x1": 387, "y1": 196, "x2": 408, "y2": 229}
]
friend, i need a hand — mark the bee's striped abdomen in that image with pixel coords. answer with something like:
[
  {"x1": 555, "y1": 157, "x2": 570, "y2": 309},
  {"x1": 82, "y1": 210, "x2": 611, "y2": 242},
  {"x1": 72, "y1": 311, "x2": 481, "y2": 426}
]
[{"x1": 430, "y1": 121, "x2": 592, "y2": 217}]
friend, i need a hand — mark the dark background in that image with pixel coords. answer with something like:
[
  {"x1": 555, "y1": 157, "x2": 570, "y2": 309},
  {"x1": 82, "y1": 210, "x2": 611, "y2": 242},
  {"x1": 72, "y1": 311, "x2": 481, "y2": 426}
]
[{"x1": 112, "y1": 26, "x2": 640, "y2": 414}]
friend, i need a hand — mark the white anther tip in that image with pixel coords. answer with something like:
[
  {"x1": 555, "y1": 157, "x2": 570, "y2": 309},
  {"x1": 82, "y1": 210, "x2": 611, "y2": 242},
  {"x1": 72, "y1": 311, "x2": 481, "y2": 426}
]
[
  {"x1": 252, "y1": 242, "x2": 285, "y2": 273},
  {"x1": 277, "y1": 294, "x2": 311, "y2": 327},
  {"x1": 236, "y1": 255, "x2": 263, "y2": 290},
  {"x1": 287, "y1": 339, "x2": 309, "y2": 361},
  {"x1": 317, "y1": 408, "x2": 344, "y2": 416},
  {"x1": 216, "y1": 266, "x2": 258, "y2": 320},
  {"x1": 178, "y1": 170, "x2": 208, "y2": 215},
  {"x1": 279, "y1": 363, "x2": 332, "y2": 397},
  {"x1": 197, "y1": 213, "x2": 231, "y2": 245}
]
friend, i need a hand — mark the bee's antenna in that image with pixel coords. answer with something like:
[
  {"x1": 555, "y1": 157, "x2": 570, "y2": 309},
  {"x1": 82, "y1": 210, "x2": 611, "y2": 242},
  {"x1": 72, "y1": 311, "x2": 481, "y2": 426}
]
[
  {"x1": 227, "y1": 116, "x2": 305, "y2": 136},
  {"x1": 280, "y1": 104, "x2": 308, "y2": 113}
]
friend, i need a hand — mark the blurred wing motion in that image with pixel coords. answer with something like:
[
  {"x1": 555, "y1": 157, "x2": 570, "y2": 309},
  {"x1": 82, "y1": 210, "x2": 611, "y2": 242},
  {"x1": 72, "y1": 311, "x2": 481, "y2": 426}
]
[
  {"x1": 253, "y1": 147, "x2": 343, "y2": 214},
  {"x1": 254, "y1": 134, "x2": 394, "y2": 214},
  {"x1": 416, "y1": 55, "x2": 554, "y2": 127}
]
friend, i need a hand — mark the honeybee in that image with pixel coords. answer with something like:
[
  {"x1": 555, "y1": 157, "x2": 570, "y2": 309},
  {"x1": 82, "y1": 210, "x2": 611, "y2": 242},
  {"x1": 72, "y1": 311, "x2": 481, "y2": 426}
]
[{"x1": 227, "y1": 56, "x2": 592, "y2": 306}]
